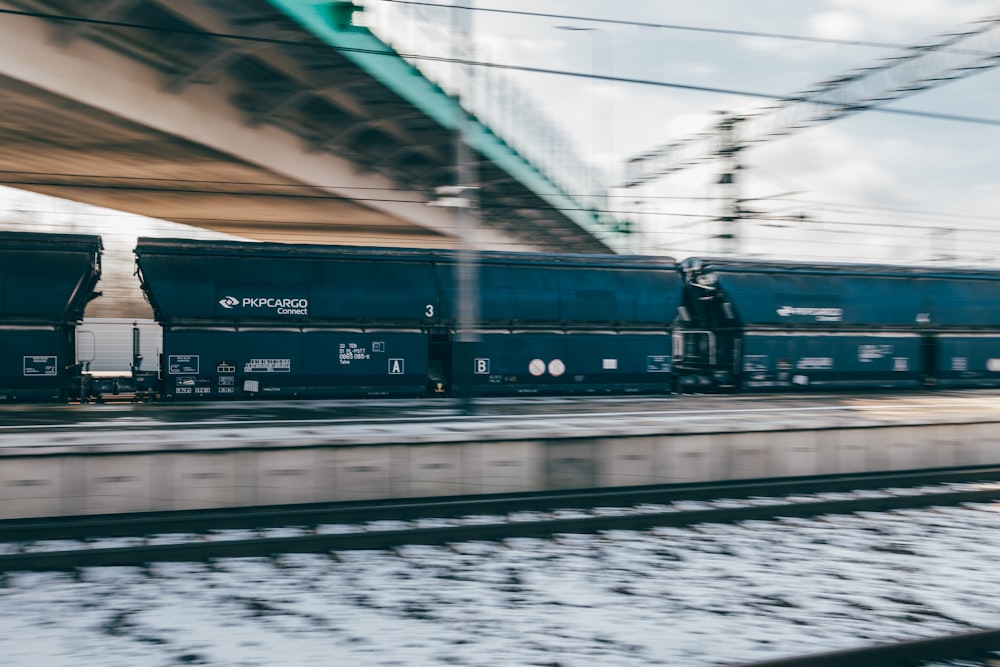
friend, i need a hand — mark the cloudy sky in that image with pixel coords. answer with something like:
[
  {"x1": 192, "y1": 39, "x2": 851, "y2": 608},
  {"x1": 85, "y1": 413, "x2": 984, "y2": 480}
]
[{"x1": 368, "y1": 0, "x2": 1000, "y2": 263}]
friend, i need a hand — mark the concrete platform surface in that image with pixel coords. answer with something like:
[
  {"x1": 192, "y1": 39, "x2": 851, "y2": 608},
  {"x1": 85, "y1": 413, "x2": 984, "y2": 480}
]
[
  {"x1": 2, "y1": 392, "x2": 1000, "y2": 456},
  {"x1": 3, "y1": 392, "x2": 1000, "y2": 519}
]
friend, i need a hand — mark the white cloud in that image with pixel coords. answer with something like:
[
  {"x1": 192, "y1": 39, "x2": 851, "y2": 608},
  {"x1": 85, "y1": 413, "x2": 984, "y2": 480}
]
[
  {"x1": 822, "y1": 0, "x2": 995, "y2": 39},
  {"x1": 677, "y1": 62, "x2": 721, "y2": 78},
  {"x1": 752, "y1": 126, "x2": 906, "y2": 202},
  {"x1": 808, "y1": 11, "x2": 865, "y2": 41}
]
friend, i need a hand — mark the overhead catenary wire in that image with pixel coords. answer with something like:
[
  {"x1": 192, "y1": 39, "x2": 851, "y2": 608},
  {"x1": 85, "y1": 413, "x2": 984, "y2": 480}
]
[
  {"x1": 653, "y1": 225, "x2": 1000, "y2": 256},
  {"x1": 2, "y1": 162, "x2": 993, "y2": 230},
  {"x1": 4, "y1": 188, "x2": 997, "y2": 260},
  {"x1": 0, "y1": 170, "x2": 730, "y2": 202},
  {"x1": 27, "y1": 204, "x2": 997, "y2": 236},
  {"x1": 9, "y1": 203, "x2": 1000, "y2": 248},
  {"x1": 651, "y1": 226, "x2": 1000, "y2": 256},
  {"x1": 10, "y1": 210, "x2": 1000, "y2": 264},
  {"x1": 1, "y1": 172, "x2": 998, "y2": 227},
  {"x1": 784, "y1": 198, "x2": 1000, "y2": 224}
]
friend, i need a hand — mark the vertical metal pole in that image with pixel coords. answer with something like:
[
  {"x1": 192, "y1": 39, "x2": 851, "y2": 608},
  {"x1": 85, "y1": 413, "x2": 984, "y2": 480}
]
[
  {"x1": 453, "y1": 1, "x2": 479, "y2": 412},
  {"x1": 717, "y1": 115, "x2": 742, "y2": 256}
]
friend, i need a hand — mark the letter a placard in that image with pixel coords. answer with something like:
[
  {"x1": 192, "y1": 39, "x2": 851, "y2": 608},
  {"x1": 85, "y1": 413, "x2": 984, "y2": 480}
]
[{"x1": 388, "y1": 358, "x2": 404, "y2": 375}]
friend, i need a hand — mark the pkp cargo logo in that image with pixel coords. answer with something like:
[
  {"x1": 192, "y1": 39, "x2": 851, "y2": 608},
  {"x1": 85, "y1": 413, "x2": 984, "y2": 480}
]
[
  {"x1": 776, "y1": 306, "x2": 843, "y2": 322},
  {"x1": 216, "y1": 294, "x2": 309, "y2": 315}
]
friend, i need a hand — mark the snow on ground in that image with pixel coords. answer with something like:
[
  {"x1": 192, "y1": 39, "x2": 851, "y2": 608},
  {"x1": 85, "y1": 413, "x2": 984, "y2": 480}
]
[{"x1": 3, "y1": 504, "x2": 1000, "y2": 666}]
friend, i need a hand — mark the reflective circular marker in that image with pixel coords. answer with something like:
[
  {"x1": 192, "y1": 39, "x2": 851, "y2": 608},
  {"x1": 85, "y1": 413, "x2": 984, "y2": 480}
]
[
  {"x1": 528, "y1": 358, "x2": 546, "y2": 376},
  {"x1": 548, "y1": 359, "x2": 565, "y2": 377}
]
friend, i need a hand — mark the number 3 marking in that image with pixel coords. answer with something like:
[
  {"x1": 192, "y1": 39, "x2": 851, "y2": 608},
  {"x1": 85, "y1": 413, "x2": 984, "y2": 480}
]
[{"x1": 425, "y1": 304, "x2": 434, "y2": 317}]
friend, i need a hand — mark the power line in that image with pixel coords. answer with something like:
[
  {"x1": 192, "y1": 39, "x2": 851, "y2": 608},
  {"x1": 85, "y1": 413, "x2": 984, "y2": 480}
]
[
  {"x1": 0, "y1": 218, "x2": 626, "y2": 253},
  {"x1": 651, "y1": 211, "x2": 1000, "y2": 242},
  {"x1": 749, "y1": 214, "x2": 1000, "y2": 237},
  {"x1": 660, "y1": 227, "x2": 1000, "y2": 263},
  {"x1": 3, "y1": 8, "x2": 1000, "y2": 128},
  {"x1": 0, "y1": 172, "x2": 431, "y2": 194},
  {"x1": 0, "y1": 178, "x2": 424, "y2": 204},
  {"x1": 11, "y1": 212, "x2": 1000, "y2": 263},
  {"x1": 0, "y1": 180, "x2": 716, "y2": 220},
  {"x1": 656, "y1": 226, "x2": 1000, "y2": 255},
  {"x1": 724, "y1": 229, "x2": 1000, "y2": 253},
  {"x1": 381, "y1": 0, "x2": 941, "y2": 51},
  {"x1": 2, "y1": 173, "x2": 993, "y2": 232},
  {"x1": 0, "y1": 171, "x2": 735, "y2": 203},
  {"x1": 783, "y1": 197, "x2": 1000, "y2": 224}
]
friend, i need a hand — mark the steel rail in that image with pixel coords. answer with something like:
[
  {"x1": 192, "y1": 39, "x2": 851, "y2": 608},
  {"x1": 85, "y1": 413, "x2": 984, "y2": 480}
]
[
  {"x1": 2, "y1": 465, "x2": 1000, "y2": 542},
  {"x1": 727, "y1": 627, "x2": 1000, "y2": 667},
  {"x1": 2, "y1": 475, "x2": 1000, "y2": 572}
]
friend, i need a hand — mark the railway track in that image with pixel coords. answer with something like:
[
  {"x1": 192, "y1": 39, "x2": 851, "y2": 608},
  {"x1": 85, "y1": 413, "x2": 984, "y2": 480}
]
[
  {"x1": 3, "y1": 466, "x2": 1000, "y2": 572},
  {"x1": 729, "y1": 627, "x2": 1000, "y2": 666}
]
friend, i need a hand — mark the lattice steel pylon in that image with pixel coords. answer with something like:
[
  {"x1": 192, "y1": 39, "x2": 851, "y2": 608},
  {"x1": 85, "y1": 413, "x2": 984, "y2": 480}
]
[{"x1": 625, "y1": 13, "x2": 1000, "y2": 189}]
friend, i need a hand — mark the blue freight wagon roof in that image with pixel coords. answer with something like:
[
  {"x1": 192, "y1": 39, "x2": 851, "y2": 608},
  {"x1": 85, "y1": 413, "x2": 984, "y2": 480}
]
[
  {"x1": 134, "y1": 237, "x2": 675, "y2": 267},
  {"x1": 684, "y1": 257, "x2": 1000, "y2": 328},
  {"x1": 0, "y1": 231, "x2": 102, "y2": 324},
  {"x1": 135, "y1": 238, "x2": 681, "y2": 327}
]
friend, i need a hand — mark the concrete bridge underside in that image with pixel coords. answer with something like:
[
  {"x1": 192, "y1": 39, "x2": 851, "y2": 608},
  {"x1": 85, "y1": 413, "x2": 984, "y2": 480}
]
[{"x1": 0, "y1": 0, "x2": 610, "y2": 253}]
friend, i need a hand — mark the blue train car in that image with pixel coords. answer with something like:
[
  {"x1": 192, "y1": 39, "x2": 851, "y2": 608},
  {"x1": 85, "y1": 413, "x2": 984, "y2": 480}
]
[
  {"x1": 673, "y1": 258, "x2": 1000, "y2": 391},
  {"x1": 135, "y1": 240, "x2": 441, "y2": 399},
  {"x1": 922, "y1": 273, "x2": 1000, "y2": 387},
  {"x1": 135, "y1": 238, "x2": 682, "y2": 399},
  {"x1": 0, "y1": 231, "x2": 102, "y2": 401},
  {"x1": 448, "y1": 252, "x2": 680, "y2": 395}
]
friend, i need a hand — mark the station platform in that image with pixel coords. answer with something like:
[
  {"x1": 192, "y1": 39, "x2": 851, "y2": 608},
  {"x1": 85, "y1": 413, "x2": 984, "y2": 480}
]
[{"x1": 2, "y1": 391, "x2": 1000, "y2": 519}]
